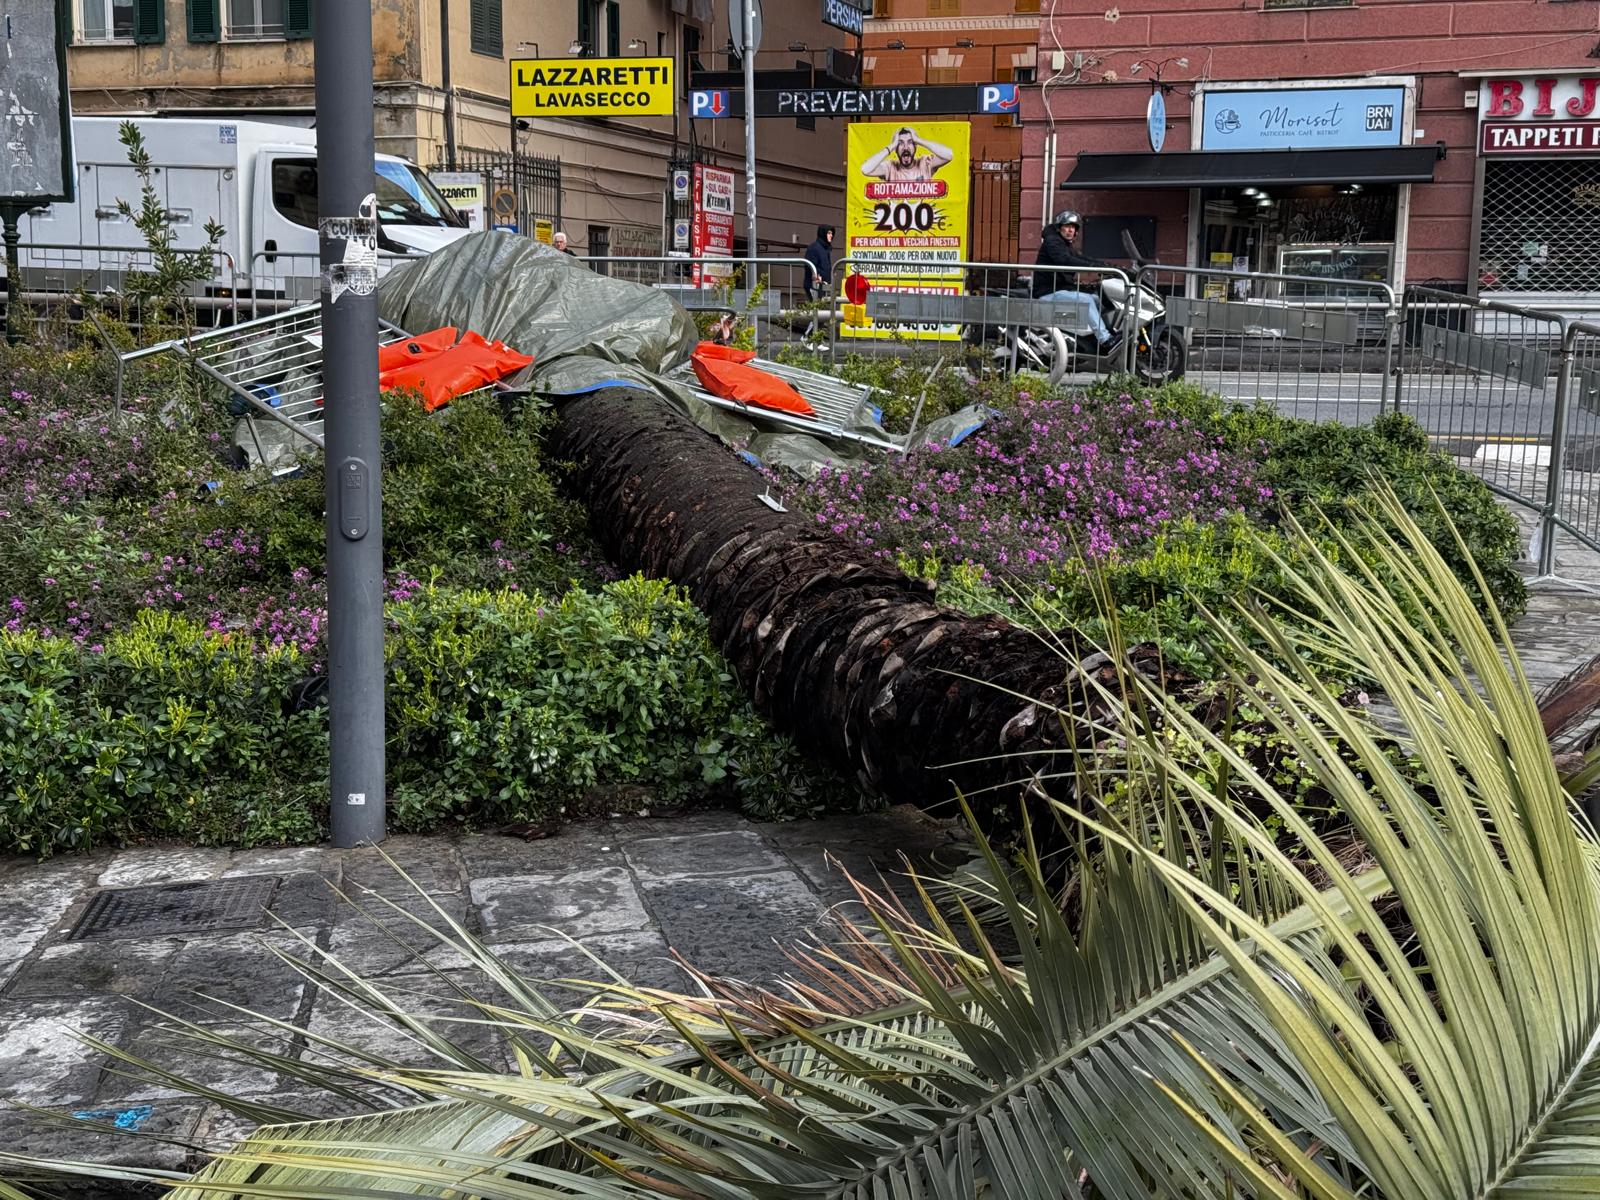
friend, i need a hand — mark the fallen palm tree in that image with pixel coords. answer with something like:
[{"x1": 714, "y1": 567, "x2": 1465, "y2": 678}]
[{"x1": 551, "y1": 386, "x2": 1172, "y2": 814}]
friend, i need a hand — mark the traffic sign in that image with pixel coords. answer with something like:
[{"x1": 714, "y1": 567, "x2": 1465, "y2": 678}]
[
  {"x1": 672, "y1": 169, "x2": 691, "y2": 199},
  {"x1": 821, "y1": 0, "x2": 863, "y2": 35},
  {"x1": 978, "y1": 84, "x2": 1020, "y2": 115},
  {"x1": 728, "y1": 0, "x2": 763, "y2": 55},
  {"x1": 692, "y1": 89, "x2": 732, "y2": 119},
  {"x1": 491, "y1": 187, "x2": 517, "y2": 219}
]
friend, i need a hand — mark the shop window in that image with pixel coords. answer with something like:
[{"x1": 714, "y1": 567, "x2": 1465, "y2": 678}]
[
  {"x1": 589, "y1": 225, "x2": 611, "y2": 274},
  {"x1": 1478, "y1": 159, "x2": 1600, "y2": 294}
]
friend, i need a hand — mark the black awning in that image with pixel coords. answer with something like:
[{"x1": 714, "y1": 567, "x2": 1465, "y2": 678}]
[{"x1": 1061, "y1": 146, "x2": 1443, "y2": 189}]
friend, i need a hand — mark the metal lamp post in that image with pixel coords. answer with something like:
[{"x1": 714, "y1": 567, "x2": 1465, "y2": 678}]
[{"x1": 315, "y1": 1, "x2": 386, "y2": 847}]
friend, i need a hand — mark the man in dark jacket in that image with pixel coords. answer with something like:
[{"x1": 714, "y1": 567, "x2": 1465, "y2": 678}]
[
  {"x1": 804, "y1": 225, "x2": 835, "y2": 301},
  {"x1": 1032, "y1": 210, "x2": 1117, "y2": 351}
]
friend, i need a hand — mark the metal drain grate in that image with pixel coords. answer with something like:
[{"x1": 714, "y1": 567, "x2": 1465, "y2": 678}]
[{"x1": 67, "y1": 877, "x2": 281, "y2": 941}]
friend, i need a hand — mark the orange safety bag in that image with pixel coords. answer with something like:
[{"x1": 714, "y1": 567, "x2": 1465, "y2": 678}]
[
  {"x1": 377, "y1": 327, "x2": 458, "y2": 373},
  {"x1": 692, "y1": 341, "x2": 757, "y2": 364},
  {"x1": 381, "y1": 332, "x2": 534, "y2": 412},
  {"x1": 691, "y1": 353, "x2": 815, "y2": 417}
]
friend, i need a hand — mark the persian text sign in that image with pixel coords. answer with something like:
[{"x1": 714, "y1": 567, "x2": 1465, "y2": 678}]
[
  {"x1": 1198, "y1": 85, "x2": 1406, "y2": 151},
  {"x1": 843, "y1": 121, "x2": 970, "y2": 341},
  {"x1": 510, "y1": 58, "x2": 675, "y2": 118}
]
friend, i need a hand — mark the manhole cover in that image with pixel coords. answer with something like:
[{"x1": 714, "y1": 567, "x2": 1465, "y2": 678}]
[{"x1": 67, "y1": 876, "x2": 281, "y2": 941}]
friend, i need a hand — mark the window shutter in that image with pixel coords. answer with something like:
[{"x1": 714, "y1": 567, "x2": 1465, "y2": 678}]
[
  {"x1": 186, "y1": 0, "x2": 219, "y2": 42},
  {"x1": 576, "y1": 0, "x2": 594, "y2": 53},
  {"x1": 285, "y1": 0, "x2": 313, "y2": 39},
  {"x1": 604, "y1": 1, "x2": 619, "y2": 58},
  {"x1": 133, "y1": 0, "x2": 165, "y2": 43},
  {"x1": 486, "y1": 0, "x2": 502, "y2": 56},
  {"x1": 871, "y1": 0, "x2": 891, "y2": 15}
]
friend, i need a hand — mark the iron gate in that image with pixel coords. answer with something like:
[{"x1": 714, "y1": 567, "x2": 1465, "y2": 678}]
[
  {"x1": 970, "y1": 160, "x2": 1021, "y2": 265},
  {"x1": 429, "y1": 149, "x2": 562, "y2": 235}
]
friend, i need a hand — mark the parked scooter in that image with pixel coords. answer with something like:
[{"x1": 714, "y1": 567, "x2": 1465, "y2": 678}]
[{"x1": 964, "y1": 231, "x2": 1185, "y2": 386}]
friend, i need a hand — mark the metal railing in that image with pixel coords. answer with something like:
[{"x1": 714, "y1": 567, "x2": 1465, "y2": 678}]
[
  {"x1": 1133, "y1": 263, "x2": 1399, "y2": 424},
  {"x1": 576, "y1": 255, "x2": 817, "y2": 354},
  {"x1": 245, "y1": 250, "x2": 424, "y2": 318},
  {"x1": 1, "y1": 242, "x2": 241, "y2": 332},
  {"x1": 826, "y1": 256, "x2": 1136, "y2": 381}
]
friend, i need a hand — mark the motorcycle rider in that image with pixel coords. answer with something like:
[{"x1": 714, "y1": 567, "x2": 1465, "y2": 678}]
[{"x1": 1031, "y1": 210, "x2": 1120, "y2": 355}]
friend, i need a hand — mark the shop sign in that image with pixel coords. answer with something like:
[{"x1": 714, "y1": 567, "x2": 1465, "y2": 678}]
[
  {"x1": 1477, "y1": 74, "x2": 1600, "y2": 157},
  {"x1": 691, "y1": 164, "x2": 737, "y2": 288},
  {"x1": 690, "y1": 84, "x2": 1016, "y2": 120},
  {"x1": 510, "y1": 58, "x2": 675, "y2": 118},
  {"x1": 1147, "y1": 90, "x2": 1167, "y2": 153},
  {"x1": 842, "y1": 121, "x2": 972, "y2": 342},
  {"x1": 611, "y1": 224, "x2": 662, "y2": 257},
  {"x1": 429, "y1": 172, "x2": 486, "y2": 232},
  {"x1": 821, "y1": 0, "x2": 864, "y2": 36},
  {"x1": 1198, "y1": 85, "x2": 1406, "y2": 151}
]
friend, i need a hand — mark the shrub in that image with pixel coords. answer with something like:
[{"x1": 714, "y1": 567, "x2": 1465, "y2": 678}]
[{"x1": 0, "y1": 578, "x2": 859, "y2": 857}]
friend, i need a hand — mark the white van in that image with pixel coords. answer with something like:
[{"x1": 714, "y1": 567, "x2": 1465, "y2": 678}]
[{"x1": 15, "y1": 116, "x2": 471, "y2": 307}]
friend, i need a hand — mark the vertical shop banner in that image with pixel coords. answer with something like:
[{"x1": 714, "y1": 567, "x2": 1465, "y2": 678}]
[
  {"x1": 844, "y1": 121, "x2": 971, "y2": 340},
  {"x1": 692, "y1": 164, "x2": 738, "y2": 288}
]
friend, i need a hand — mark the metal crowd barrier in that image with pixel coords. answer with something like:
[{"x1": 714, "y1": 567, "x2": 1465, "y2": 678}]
[
  {"x1": 1395, "y1": 286, "x2": 1567, "y2": 533},
  {"x1": 1, "y1": 242, "x2": 240, "y2": 332},
  {"x1": 826, "y1": 256, "x2": 1134, "y2": 381},
  {"x1": 245, "y1": 250, "x2": 423, "y2": 319},
  {"x1": 1132, "y1": 263, "x2": 1398, "y2": 423},
  {"x1": 577, "y1": 255, "x2": 815, "y2": 354}
]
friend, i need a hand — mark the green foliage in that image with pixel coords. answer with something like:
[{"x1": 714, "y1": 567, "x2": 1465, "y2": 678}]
[
  {"x1": 114, "y1": 121, "x2": 228, "y2": 327},
  {"x1": 0, "y1": 579, "x2": 854, "y2": 857}
]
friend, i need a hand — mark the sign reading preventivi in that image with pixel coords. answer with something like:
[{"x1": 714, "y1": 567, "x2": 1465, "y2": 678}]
[
  {"x1": 1198, "y1": 85, "x2": 1407, "y2": 152},
  {"x1": 510, "y1": 58, "x2": 675, "y2": 118}
]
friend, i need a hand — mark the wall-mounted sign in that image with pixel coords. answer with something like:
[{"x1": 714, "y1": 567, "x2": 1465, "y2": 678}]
[
  {"x1": 1198, "y1": 85, "x2": 1407, "y2": 151},
  {"x1": 672, "y1": 168, "x2": 691, "y2": 199},
  {"x1": 690, "y1": 84, "x2": 1015, "y2": 120},
  {"x1": 1478, "y1": 73, "x2": 1600, "y2": 158},
  {"x1": 692, "y1": 164, "x2": 738, "y2": 287},
  {"x1": 821, "y1": 0, "x2": 864, "y2": 36},
  {"x1": 491, "y1": 187, "x2": 517, "y2": 219},
  {"x1": 673, "y1": 218, "x2": 691, "y2": 250},
  {"x1": 533, "y1": 219, "x2": 553, "y2": 243},
  {"x1": 430, "y1": 171, "x2": 487, "y2": 232},
  {"x1": 510, "y1": 58, "x2": 675, "y2": 118},
  {"x1": 1147, "y1": 90, "x2": 1167, "y2": 153}
]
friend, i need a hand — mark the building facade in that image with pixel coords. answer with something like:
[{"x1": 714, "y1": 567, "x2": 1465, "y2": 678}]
[
  {"x1": 1020, "y1": 0, "x2": 1600, "y2": 309},
  {"x1": 863, "y1": 0, "x2": 1041, "y2": 260},
  {"x1": 64, "y1": 0, "x2": 855, "y2": 258}
]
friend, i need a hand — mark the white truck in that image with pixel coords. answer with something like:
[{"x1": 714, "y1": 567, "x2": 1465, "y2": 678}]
[{"x1": 13, "y1": 116, "x2": 472, "y2": 312}]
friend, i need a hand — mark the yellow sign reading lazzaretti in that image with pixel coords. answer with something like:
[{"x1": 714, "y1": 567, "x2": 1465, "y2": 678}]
[{"x1": 510, "y1": 57, "x2": 675, "y2": 118}]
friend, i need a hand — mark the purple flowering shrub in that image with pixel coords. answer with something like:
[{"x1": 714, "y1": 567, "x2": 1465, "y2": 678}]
[{"x1": 791, "y1": 391, "x2": 1271, "y2": 580}]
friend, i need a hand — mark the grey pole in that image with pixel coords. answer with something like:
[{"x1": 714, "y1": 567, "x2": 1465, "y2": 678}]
[
  {"x1": 315, "y1": 1, "x2": 387, "y2": 847},
  {"x1": 743, "y1": 0, "x2": 757, "y2": 261}
]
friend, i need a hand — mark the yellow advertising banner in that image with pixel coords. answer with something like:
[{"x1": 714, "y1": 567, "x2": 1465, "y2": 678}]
[
  {"x1": 843, "y1": 120, "x2": 971, "y2": 340},
  {"x1": 510, "y1": 58, "x2": 675, "y2": 118}
]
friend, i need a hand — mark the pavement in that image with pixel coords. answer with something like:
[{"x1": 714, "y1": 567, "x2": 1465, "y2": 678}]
[{"x1": 0, "y1": 806, "x2": 970, "y2": 1197}]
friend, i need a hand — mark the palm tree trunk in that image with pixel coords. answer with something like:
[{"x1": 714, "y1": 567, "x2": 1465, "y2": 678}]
[{"x1": 552, "y1": 388, "x2": 1097, "y2": 814}]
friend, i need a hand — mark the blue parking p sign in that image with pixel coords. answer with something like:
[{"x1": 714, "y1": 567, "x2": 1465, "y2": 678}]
[
  {"x1": 979, "y1": 84, "x2": 1019, "y2": 115},
  {"x1": 692, "y1": 89, "x2": 732, "y2": 119}
]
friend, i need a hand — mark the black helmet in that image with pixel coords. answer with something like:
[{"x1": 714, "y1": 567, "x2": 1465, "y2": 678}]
[{"x1": 1050, "y1": 209, "x2": 1082, "y2": 229}]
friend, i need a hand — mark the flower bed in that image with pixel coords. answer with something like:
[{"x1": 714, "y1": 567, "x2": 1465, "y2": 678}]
[{"x1": 797, "y1": 391, "x2": 1271, "y2": 575}]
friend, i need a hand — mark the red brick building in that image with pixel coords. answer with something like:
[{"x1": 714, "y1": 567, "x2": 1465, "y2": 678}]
[
  {"x1": 1020, "y1": 0, "x2": 1600, "y2": 309},
  {"x1": 864, "y1": 0, "x2": 1043, "y2": 259}
]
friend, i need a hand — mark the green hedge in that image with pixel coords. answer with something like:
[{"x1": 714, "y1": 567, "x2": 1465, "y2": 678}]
[{"x1": 0, "y1": 577, "x2": 856, "y2": 857}]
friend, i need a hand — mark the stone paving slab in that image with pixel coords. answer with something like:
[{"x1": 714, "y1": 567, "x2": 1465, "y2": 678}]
[{"x1": 0, "y1": 804, "x2": 966, "y2": 1195}]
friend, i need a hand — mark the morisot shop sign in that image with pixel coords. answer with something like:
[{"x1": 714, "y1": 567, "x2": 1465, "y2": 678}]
[
  {"x1": 1477, "y1": 73, "x2": 1600, "y2": 156},
  {"x1": 1197, "y1": 85, "x2": 1407, "y2": 151}
]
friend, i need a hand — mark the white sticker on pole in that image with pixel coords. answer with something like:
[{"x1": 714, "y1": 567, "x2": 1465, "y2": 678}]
[
  {"x1": 347, "y1": 792, "x2": 367, "y2": 806},
  {"x1": 321, "y1": 193, "x2": 380, "y2": 304}
]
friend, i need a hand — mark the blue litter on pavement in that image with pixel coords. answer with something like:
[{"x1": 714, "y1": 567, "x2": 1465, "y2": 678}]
[
  {"x1": 72, "y1": 1105, "x2": 155, "y2": 1131},
  {"x1": 948, "y1": 423, "x2": 984, "y2": 447},
  {"x1": 737, "y1": 450, "x2": 763, "y2": 468}
]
